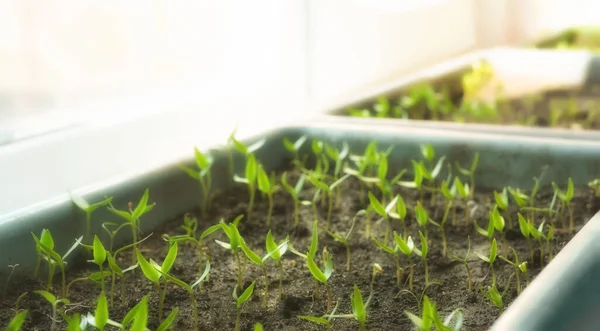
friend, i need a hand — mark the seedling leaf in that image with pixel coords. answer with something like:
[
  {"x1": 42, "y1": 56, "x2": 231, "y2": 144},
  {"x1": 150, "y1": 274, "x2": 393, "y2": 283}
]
[{"x1": 157, "y1": 307, "x2": 179, "y2": 331}]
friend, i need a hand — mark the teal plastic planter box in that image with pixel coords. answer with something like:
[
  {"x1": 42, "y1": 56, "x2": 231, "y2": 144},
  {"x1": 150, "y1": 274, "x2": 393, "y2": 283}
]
[{"x1": 1, "y1": 118, "x2": 600, "y2": 330}]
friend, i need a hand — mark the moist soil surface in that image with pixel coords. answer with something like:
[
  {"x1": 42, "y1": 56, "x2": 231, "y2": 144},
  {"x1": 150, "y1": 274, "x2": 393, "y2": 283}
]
[
  {"x1": 1, "y1": 172, "x2": 599, "y2": 331},
  {"x1": 345, "y1": 88, "x2": 600, "y2": 130}
]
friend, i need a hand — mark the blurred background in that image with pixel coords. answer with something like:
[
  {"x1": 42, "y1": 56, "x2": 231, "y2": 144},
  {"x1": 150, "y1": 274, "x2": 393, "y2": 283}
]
[
  {"x1": 1, "y1": 0, "x2": 600, "y2": 144},
  {"x1": 1, "y1": 0, "x2": 600, "y2": 214}
]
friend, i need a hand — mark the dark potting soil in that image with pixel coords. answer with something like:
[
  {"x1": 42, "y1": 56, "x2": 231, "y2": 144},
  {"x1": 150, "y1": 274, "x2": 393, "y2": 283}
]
[{"x1": 1, "y1": 172, "x2": 599, "y2": 331}]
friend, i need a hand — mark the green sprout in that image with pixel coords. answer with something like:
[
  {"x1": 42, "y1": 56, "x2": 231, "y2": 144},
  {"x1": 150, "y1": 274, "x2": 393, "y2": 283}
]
[
  {"x1": 134, "y1": 242, "x2": 178, "y2": 322},
  {"x1": 414, "y1": 201, "x2": 431, "y2": 236},
  {"x1": 476, "y1": 238, "x2": 498, "y2": 286},
  {"x1": 329, "y1": 284, "x2": 372, "y2": 331},
  {"x1": 371, "y1": 152, "x2": 406, "y2": 203},
  {"x1": 281, "y1": 172, "x2": 309, "y2": 226},
  {"x1": 311, "y1": 139, "x2": 330, "y2": 176},
  {"x1": 453, "y1": 177, "x2": 471, "y2": 225},
  {"x1": 552, "y1": 177, "x2": 575, "y2": 232},
  {"x1": 162, "y1": 219, "x2": 221, "y2": 281},
  {"x1": 499, "y1": 247, "x2": 526, "y2": 294},
  {"x1": 482, "y1": 283, "x2": 504, "y2": 313},
  {"x1": 308, "y1": 172, "x2": 350, "y2": 228},
  {"x1": 448, "y1": 236, "x2": 473, "y2": 291},
  {"x1": 215, "y1": 216, "x2": 246, "y2": 291},
  {"x1": 240, "y1": 234, "x2": 289, "y2": 308},
  {"x1": 517, "y1": 213, "x2": 534, "y2": 263},
  {"x1": 419, "y1": 144, "x2": 447, "y2": 204},
  {"x1": 264, "y1": 230, "x2": 290, "y2": 299},
  {"x1": 405, "y1": 295, "x2": 464, "y2": 331},
  {"x1": 323, "y1": 210, "x2": 365, "y2": 271},
  {"x1": 256, "y1": 164, "x2": 279, "y2": 226},
  {"x1": 2, "y1": 264, "x2": 19, "y2": 301},
  {"x1": 373, "y1": 232, "x2": 415, "y2": 288},
  {"x1": 107, "y1": 188, "x2": 155, "y2": 264},
  {"x1": 234, "y1": 281, "x2": 256, "y2": 331},
  {"x1": 31, "y1": 230, "x2": 82, "y2": 297},
  {"x1": 324, "y1": 141, "x2": 350, "y2": 181},
  {"x1": 413, "y1": 231, "x2": 431, "y2": 286},
  {"x1": 91, "y1": 235, "x2": 107, "y2": 294},
  {"x1": 588, "y1": 179, "x2": 600, "y2": 197},
  {"x1": 493, "y1": 187, "x2": 510, "y2": 228},
  {"x1": 455, "y1": 152, "x2": 479, "y2": 196},
  {"x1": 100, "y1": 222, "x2": 126, "y2": 254},
  {"x1": 283, "y1": 135, "x2": 308, "y2": 166},
  {"x1": 368, "y1": 192, "x2": 398, "y2": 244},
  {"x1": 35, "y1": 290, "x2": 70, "y2": 331},
  {"x1": 529, "y1": 221, "x2": 547, "y2": 266},
  {"x1": 431, "y1": 180, "x2": 457, "y2": 256},
  {"x1": 157, "y1": 262, "x2": 211, "y2": 331},
  {"x1": 5, "y1": 310, "x2": 28, "y2": 331},
  {"x1": 388, "y1": 194, "x2": 408, "y2": 239},
  {"x1": 297, "y1": 301, "x2": 339, "y2": 331},
  {"x1": 398, "y1": 160, "x2": 430, "y2": 202},
  {"x1": 233, "y1": 153, "x2": 258, "y2": 220},
  {"x1": 82, "y1": 294, "x2": 151, "y2": 331},
  {"x1": 69, "y1": 191, "x2": 113, "y2": 245},
  {"x1": 179, "y1": 147, "x2": 214, "y2": 216},
  {"x1": 307, "y1": 248, "x2": 334, "y2": 311}
]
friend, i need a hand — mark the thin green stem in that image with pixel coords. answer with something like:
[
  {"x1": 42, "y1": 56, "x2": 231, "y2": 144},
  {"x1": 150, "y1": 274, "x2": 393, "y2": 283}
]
[
  {"x1": 110, "y1": 273, "x2": 116, "y2": 307},
  {"x1": 424, "y1": 259, "x2": 429, "y2": 286},
  {"x1": 192, "y1": 295, "x2": 199, "y2": 331},
  {"x1": 262, "y1": 267, "x2": 269, "y2": 308},
  {"x1": 158, "y1": 283, "x2": 166, "y2": 322},
  {"x1": 235, "y1": 307, "x2": 241, "y2": 331},
  {"x1": 266, "y1": 194, "x2": 274, "y2": 226},
  {"x1": 279, "y1": 261, "x2": 284, "y2": 300},
  {"x1": 248, "y1": 185, "x2": 255, "y2": 220},
  {"x1": 235, "y1": 251, "x2": 243, "y2": 292},
  {"x1": 326, "y1": 192, "x2": 333, "y2": 228},
  {"x1": 293, "y1": 201, "x2": 299, "y2": 226},
  {"x1": 345, "y1": 244, "x2": 351, "y2": 271}
]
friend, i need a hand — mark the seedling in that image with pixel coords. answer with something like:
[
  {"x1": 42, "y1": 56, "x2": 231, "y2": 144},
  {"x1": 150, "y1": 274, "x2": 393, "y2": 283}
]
[
  {"x1": 107, "y1": 188, "x2": 155, "y2": 264},
  {"x1": 233, "y1": 281, "x2": 256, "y2": 331},
  {"x1": 256, "y1": 164, "x2": 279, "y2": 226},
  {"x1": 476, "y1": 238, "x2": 498, "y2": 286},
  {"x1": 552, "y1": 177, "x2": 575, "y2": 232},
  {"x1": 297, "y1": 301, "x2": 339, "y2": 331},
  {"x1": 2, "y1": 264, "x2": 19, "y2": 300},
  {"x1": 588, "y1": 178, "x2": 600, "y2": 197},
  {"x1": 36, "y1": 290, "x2": 70, "y2": 331},
  {"x1": 398, "y1": 160, "x2": 430, "y2": 202},
  {"x1": 134, "y1": 242, "x2": 178, "y2": 322},
  {"x1": 180, "y1": 147, "x2": 214, "y2": 216},
  {"x1": 240, "y1": 234, "x2": 289, "y2": 307},
  {"x1": 453, "y1": 177, "x2": 471, "y2": 225},
  {"x1": 414, "y1": 201, "x2": 431, "y2": 236},
  {"x1": 283, "y1": 135, "x2": 308, "y2": 166},
  {"x1": 405, "y1": 295, "x2": 464, "y2": 331},
  {"x1": 419, "y1": 144, "x2": 447, "y2": 204},
  {"x1": 374, "y1": 232, "x2": 416, "y2": 288},
  {"x1": 234, "y1": 153, "x2": 258, "y2": 220},
  {"x1": 83, "y1": 294, "x2": 151, "y2": 331},
  {"x1": 324, "y1": 141, "x2": 350, "y2": 181},
  {"x1": 368, "y1": 192, "x2": 398, "y2": 244},
  {"x1": 372, "y1": 152, "x2": 406, "y2": 203},
  {"x1": 31, "y1": 230, "x2": 82, "y2": 297},
  {"x1": 5, "y1": 309, "x2": 28, "y2": 331},
  {"x1": 215, "y1": 215, "x2": 246, "y2": 291},
  {"x1": 455, "y1": 152, "x2": 479, "y2": 195},
  {"x1": 448, "y1": 236, "x2": 474, "y2": 291},
  {"x1": 264, "y1": 230, "x2": 290, "y2": 299},
  {"x1": 413, "y1": 231, "x2": 431, "y2": 286},
  {"x1": 307, "y1": 248, "x2": 334, "y2": 311},
  {"x1": 69, "y1": 191, "x2": 113, "y2": 244},
  {"x1": 388, "y1": 193, "x2": 408, "y2": 239},
  {"x1": 157, "y1": 261, "x2": 211, "y2": 331},
  {"x1": 328, "y1": 285, "x2": 371, "y2": 331},
  {"x1": 308, "y1": 172, "x2": 350, "y2": 228},
  {"x1": 311, "y1": 139, "x2": 331, "y2": 176},
  {"x1": 482, "y1": 283, "x2": 504, "y2": 313},
  {"x1": 162, "y1": 220, "x2": 221, "y2": 280},
  {"x1": 430, "y1": 180, "x2": 457, "y2": 256},
  {"x1": 499, "y1": 247, "x2": 526, "y2": 294},
  {"x1": 91, "y1": 235, "x2": 107, "y2": 294},
  {"x1": 280, "y1": 171, "x2": 309, "y2": 226},
  {"x1": 323, "y1": 210, "x2": 365, "y2": 271},
  {"x1": 493, "y1": 187, "x2": 510, "y2": 228}
]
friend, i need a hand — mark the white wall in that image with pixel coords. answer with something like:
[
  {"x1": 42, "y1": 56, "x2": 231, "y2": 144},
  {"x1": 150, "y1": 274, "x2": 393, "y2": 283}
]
[{"x1": 308, "y1": 0, "x2": 477, "y2": 108}]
